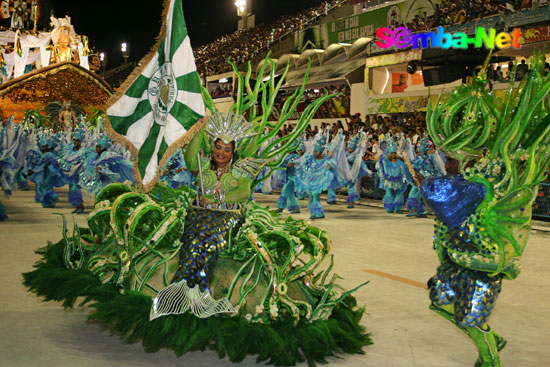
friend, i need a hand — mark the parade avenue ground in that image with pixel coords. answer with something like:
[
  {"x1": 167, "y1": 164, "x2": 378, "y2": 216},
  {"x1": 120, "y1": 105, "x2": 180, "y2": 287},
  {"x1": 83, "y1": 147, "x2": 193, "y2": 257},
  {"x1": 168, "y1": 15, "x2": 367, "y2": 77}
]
[{"x1": 1, "y1": 186, "x2": 549, "y2": 367}]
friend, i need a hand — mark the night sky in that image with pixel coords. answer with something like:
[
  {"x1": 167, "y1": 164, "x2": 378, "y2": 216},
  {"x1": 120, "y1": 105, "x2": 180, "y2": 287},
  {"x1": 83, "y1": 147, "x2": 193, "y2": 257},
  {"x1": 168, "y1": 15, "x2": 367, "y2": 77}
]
[{"x1": 48, "y1": 0, "x2": 327, "y2": 68}]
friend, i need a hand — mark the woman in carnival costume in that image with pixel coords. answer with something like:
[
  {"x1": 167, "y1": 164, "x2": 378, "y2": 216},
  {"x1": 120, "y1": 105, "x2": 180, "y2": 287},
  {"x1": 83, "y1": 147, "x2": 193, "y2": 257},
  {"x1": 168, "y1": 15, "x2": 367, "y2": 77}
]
[
  {"x1": 26, "y1": 132, "x2": 65, "y2": 208},
  {"x1": 79, "y1": 134, "x2": 134, "y2": 197},
  {"x1": 276, "y1": 140, "x2": 305, "y2": 214},
  {"x1": 296, "y1": 135, "x2": 334, "y2": 220},
  {"x1": 421, "y1": 53, "x2": 550, "y2": 366},
  {"x1": 23, "y1": 55, "x2": 371, "y2": 365},
  {"x1": 404, "y1": 137, "x2": 446, "y2": 217},
  {"x1": 59, "y1": 127, "x2": 88, "y2": 213},
  {"x1": 377, "y1": 137, "x2": 408, "y2": 213}
]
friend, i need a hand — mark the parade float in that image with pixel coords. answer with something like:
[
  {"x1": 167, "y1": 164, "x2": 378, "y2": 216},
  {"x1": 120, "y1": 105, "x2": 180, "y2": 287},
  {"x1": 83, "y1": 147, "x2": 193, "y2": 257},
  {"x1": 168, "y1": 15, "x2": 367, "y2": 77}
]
[{"x1": 0, "y1": 1, "x2": 111, "y2": 128}]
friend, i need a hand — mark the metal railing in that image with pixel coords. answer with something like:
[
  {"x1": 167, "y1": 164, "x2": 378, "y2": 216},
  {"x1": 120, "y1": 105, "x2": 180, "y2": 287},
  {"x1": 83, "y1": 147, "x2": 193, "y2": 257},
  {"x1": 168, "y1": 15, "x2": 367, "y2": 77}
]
[{"x1": 534, "y1": 183, "x2": 550, "y2": 219}]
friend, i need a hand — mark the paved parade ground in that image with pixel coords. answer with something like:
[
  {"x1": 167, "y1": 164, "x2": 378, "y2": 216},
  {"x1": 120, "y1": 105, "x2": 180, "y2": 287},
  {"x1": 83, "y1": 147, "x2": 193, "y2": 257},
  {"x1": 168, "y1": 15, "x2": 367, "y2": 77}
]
[{"x1": 1, "y1": 186, "x2": 549, "y2": 367}]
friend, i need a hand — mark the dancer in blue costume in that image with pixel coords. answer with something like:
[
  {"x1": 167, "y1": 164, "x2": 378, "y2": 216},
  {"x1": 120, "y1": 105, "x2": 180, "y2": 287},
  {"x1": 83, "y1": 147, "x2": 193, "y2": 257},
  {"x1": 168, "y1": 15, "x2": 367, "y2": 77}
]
[
  {"x1": 296, "y1": 135, "x2": 334, "y2": 220},
  {"x1": 26, "y1": 133, "x2": 65, "y2": 208},
  {"x1": 79, "y1": 135, "x2": 134, "y2": 197},
  {"x1": 11, "y1": 123, "x2": 31, "y2": 191},
  {"x1": 345, "y1": 132, "x2": 371, "y2": 208},
  {"x1": 326, "y1": 129, "x2": 344, "y2": 205},
  {"x1": 0, "y1": 121, "x2": 16, "y2": 220},
  {"x1": 377, "y1": 137, "x2": 408, "y2": 213},
  {"x1": 276, "y1": 141, "x2": 305, "y2": 213},
  {"x1": 161, "y1": 149, "x2": 194, "y2": 189},
  {"x1": 59, "y1": 127, "x2": 88, "y2": 213},
  {"x1": 405, "y1": 137, "x2": 446, "y2": 217}
]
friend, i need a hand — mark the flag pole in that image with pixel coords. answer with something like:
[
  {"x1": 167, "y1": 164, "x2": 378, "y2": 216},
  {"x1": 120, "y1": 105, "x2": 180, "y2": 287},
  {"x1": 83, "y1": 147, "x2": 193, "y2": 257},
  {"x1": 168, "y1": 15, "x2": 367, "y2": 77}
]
[{"x1": 197, "y1": 150, "x2": 205, "y2": 203}]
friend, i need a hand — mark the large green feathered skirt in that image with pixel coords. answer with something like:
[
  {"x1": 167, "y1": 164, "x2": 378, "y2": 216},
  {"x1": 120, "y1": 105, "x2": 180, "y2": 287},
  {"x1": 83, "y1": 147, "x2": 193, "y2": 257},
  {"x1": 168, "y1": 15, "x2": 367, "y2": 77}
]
[{"x1": 23, "y1": 183, "x2": 371, "y2": 366}]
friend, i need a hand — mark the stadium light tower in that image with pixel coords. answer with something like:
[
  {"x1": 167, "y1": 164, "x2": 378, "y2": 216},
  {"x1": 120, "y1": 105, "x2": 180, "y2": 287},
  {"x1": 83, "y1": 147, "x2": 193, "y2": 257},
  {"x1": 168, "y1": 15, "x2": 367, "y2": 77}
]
[
  {"x1": 235, "y1": 0, "x2": 254, "y2": 30},
  {"x1": 121, "y1": 42, "x2": 130, "y2": 64}
]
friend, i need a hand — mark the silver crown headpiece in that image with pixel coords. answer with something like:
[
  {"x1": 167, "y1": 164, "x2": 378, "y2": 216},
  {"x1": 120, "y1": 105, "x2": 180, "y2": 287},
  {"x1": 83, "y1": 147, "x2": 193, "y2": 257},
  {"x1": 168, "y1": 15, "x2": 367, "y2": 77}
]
[{"x1": 205, "y1": 112, "x2": 258, "y2": 145}]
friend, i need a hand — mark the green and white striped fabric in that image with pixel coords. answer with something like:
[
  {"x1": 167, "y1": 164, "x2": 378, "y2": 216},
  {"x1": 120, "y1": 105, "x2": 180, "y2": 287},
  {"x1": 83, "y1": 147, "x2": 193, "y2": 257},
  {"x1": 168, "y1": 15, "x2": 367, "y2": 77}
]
[{"x1": 106, "y1": 0, "x2": 204, "y2": 188}]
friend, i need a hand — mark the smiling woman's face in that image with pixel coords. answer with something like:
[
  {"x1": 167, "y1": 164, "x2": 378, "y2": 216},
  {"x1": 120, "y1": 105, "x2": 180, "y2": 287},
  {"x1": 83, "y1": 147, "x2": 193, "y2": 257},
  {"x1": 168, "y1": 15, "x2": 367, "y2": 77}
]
[{"x1": 213, "y1": 140, "x2": 234, "y2": 167}]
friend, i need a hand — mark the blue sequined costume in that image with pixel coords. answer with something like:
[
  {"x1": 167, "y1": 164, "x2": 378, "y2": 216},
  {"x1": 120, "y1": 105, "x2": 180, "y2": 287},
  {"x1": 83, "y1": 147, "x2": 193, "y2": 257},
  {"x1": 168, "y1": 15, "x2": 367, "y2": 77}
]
[
  {"x1": 172, "y1": 207, "x2": 242, "y2": 291},
  {"x1": 422, "y1": 175, "x2": 502, "y2": 328}
]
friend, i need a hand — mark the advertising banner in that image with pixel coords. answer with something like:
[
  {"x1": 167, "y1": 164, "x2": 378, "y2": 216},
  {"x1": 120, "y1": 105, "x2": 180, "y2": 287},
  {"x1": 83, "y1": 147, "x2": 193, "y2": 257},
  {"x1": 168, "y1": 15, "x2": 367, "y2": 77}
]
[
  {"x1": 323, "y1": 0, "x2": 440, "y2": 44},
  {"x1": 521, "y1": 25, "x2": 550, "y2": 44},
  {"x1": 365, "y1": 95, "x2": 433, "y2": 114}
]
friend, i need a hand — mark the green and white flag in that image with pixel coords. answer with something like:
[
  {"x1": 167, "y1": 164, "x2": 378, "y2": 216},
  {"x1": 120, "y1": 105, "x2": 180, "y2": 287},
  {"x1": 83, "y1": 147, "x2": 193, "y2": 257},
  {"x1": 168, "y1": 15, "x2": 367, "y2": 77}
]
[{"x1": 105, "y1": 0, "x2": 205, "y2": 191}]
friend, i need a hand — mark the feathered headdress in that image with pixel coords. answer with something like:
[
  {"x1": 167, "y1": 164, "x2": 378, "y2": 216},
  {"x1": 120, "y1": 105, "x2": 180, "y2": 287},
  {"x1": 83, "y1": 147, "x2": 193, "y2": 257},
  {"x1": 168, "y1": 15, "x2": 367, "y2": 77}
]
[
  {"x1": 418, "y1": 137, "x2": 430, "y2": 154},
  {"x1": 37, "y1": 133, "x2": 48, "y2": 148},
  {"x1": 73, "y1": 127, "x2": 85, "y2": 141},
  {"x1": 314, "y1": 134, "x2": 327, "y2": 154},
  {"x1": 347, "y1": 134, "x2": 359, "y2": 151},
  {"x1": 386, "y1": 137, "x2": 398, "y2": 154},
  {"x1": 97, "y1": 134, "x2": 111, "y2": 150},
  {"x1": 297, "y1": 140, "x2": 306, "y2": 152}
]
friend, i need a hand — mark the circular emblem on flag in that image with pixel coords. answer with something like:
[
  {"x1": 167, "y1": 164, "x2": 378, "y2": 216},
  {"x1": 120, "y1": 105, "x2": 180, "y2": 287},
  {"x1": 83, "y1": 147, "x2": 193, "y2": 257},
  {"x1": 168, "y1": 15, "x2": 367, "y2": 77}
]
[{"x1": 148, "y1": 62, "x2": 178, "y2": 125}]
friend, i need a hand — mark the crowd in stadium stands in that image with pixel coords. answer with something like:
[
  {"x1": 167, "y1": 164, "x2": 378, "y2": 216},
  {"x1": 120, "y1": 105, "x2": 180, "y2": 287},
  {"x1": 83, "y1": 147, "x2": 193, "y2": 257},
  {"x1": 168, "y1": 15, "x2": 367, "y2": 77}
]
[
  {"x1": 280, "y1": 110, "x2": 429, "y2": 154},
  {"x1": 194, "y1": 0, "x2": 547, "y2": 79},
  {"x1": 403, "y1": 0, "x2": 536, "y2": 32},
  {"x1": 477, "y1": 59, "x2": 549, "y2": 88},
  {"x1": 194, "y1": 0, "x2": 346, "y2": 78},
  {"x1": 210, "y1": 83, "x2": 234, "y2": 99}
]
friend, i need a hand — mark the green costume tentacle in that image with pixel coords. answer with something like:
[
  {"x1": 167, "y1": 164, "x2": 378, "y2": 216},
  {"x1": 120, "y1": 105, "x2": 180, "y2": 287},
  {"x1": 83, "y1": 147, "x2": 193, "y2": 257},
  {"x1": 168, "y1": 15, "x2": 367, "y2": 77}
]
[{"x1": 425, "y1": 50, "x2": 550, "y2": 366}]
